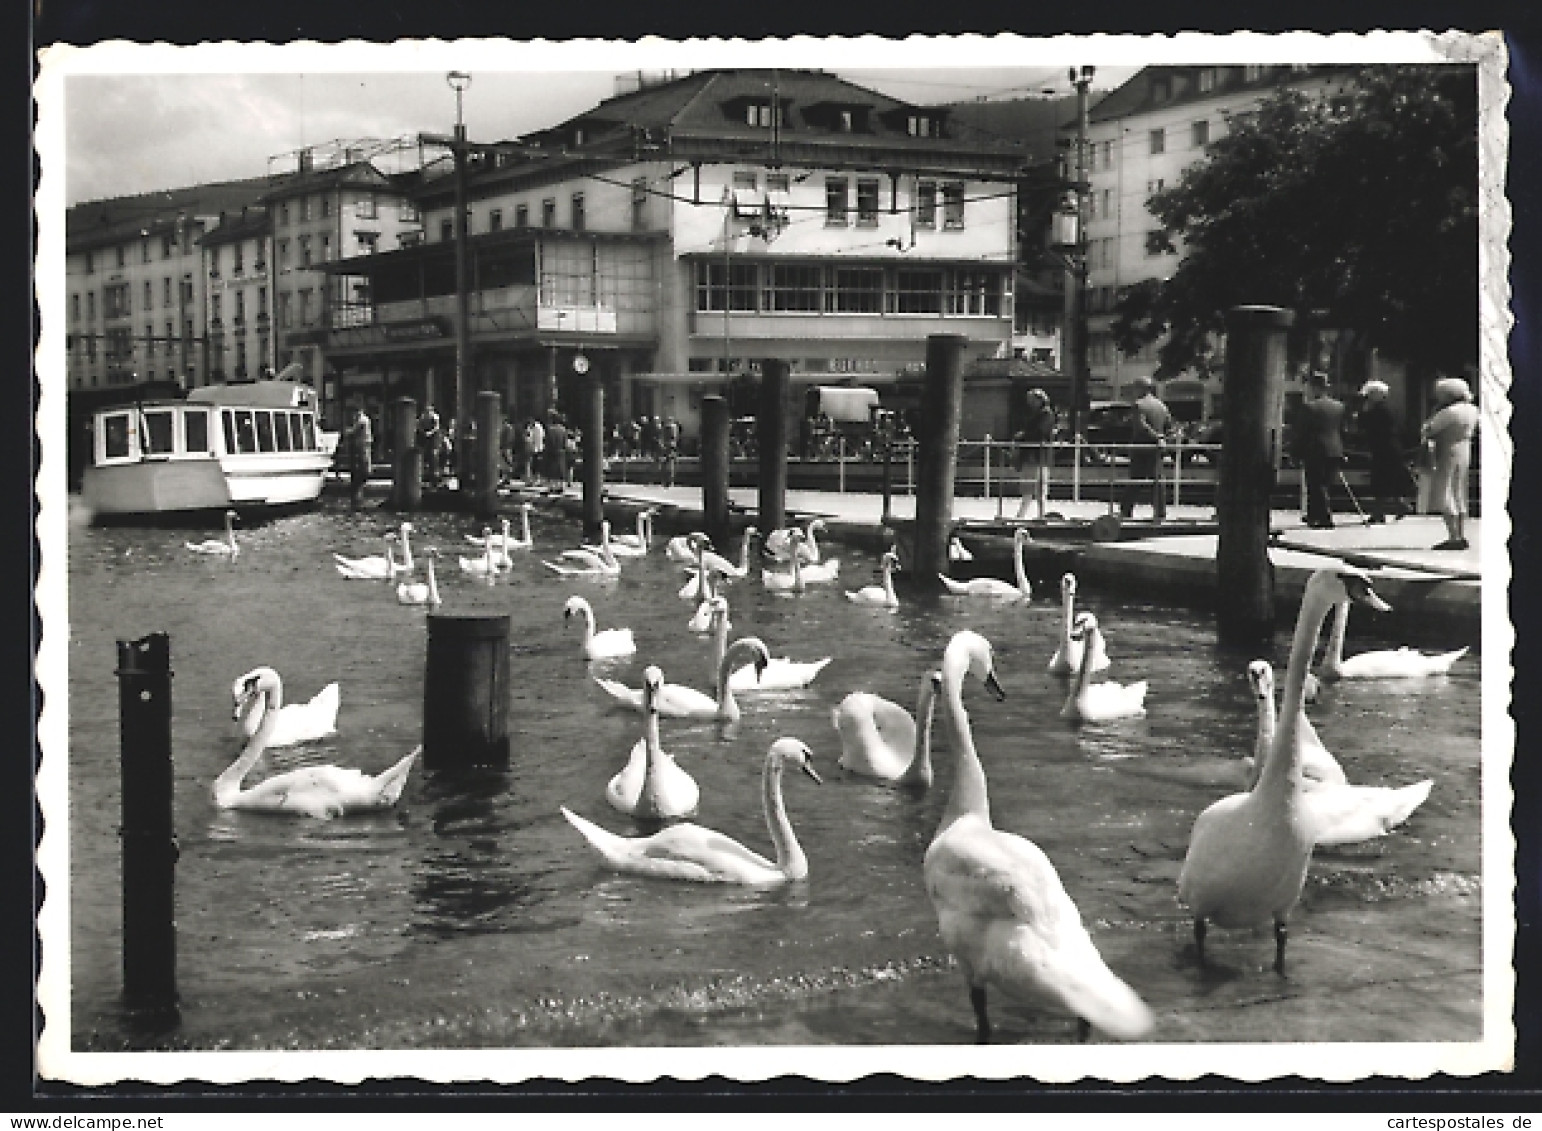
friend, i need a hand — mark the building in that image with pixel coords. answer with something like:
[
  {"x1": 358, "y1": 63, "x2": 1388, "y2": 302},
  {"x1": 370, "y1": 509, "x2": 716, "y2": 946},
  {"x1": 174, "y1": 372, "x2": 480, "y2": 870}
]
[
  {"x1": 314, "y1": 69, "x2": 1049, "y2": 443},
  {"x1": 200, "y1": 207, "x2": 275, "y2": 383}
]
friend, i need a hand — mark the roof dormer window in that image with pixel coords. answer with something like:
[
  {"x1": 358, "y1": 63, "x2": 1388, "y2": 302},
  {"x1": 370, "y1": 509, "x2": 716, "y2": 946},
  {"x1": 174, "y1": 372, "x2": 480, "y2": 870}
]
[
  {"x1": 907, "y1": 114, "x2": 937, "y2": 138},
  {"x1": 745, "y1": 102, "x2": 782, "y2": 128}
]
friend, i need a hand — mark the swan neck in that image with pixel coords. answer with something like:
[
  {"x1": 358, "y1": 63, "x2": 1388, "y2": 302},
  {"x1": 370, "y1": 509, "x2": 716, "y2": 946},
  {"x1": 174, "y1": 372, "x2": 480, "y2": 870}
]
[
  {"x1": 399, "y1": 527, "x2": 414, "y2": 570},
  {"x1": 427, "y1": 557, "x2": 440, "y2": 603},
  {"x1": 937, "y1": 666, "x2": 990, "y2": 832},
  {"x1": 904, "y1": 683, "x2": 938, "y2": 784},
  {"x1": 640, "y1": 702, "x2": 664, "y2": 795},
  {"x1": 738, "y1": 532, "x2": 751, "y2": 574},
  {"x1": 1325, "y1": 598, "x2": 1349, "y2": 670},
  {"x1": 1062, "y1": 586, "x2": 1075, "y2": 642},
  {"x1": 1014, "y1": 537, "x2": 1029, "y2": 595},
  {"x1": 763, "y1": 756, "x2": 807, "y2": 880},
  {"x1": 1263, "y1": 586, "x2": 1335, "y2": 794},
  {"x1": 521, "y1": 508, "x2": 532, "y2": 544},
  {"x1": 580, "y1": 603, "x2": 596, "y2": 643},
  {"x1": 215, "y1": 688, "x2": 278, "y2": 802},
  {"x1": 711, "y1": 609, "x2": 728, "y2": 685},
  {"x1": 1071, "y1": 626, "x2": 1097, "y2": 698},
  {"x1": 882, "y1": 559, "x2": 896, "y2": 602},
  {"x1": 1249, "y1": 686, "x2": 1276, "y2": 790}
]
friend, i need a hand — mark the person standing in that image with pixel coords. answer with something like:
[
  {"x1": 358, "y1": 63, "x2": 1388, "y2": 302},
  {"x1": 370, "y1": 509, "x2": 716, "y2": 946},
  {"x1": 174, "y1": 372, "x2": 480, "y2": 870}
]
[
  {"x1": 1120, "y1": 376, "x2": 1172, "y2": 521},
  {"x1": 545, "y1": 413, "x2": 568, "y2": 490},
  {"x1": 346, "y1": 405, "x2": 374, "y2": 511},
  {"x1": 1013, "y1": 387, "x2": 1056, "y2": 520},
  {"x1": 523, "y1": 415, "x2": 545, "y2": 485},
  {"x1": 416, "y1": 403, "x2": 441, "y2": 487},
  {"x1": 1291, "y1": 371, "x2": 1346, "y2": 529},
  {"x1": 1355, "y1": 380, "x2": 1412, "y2": 523},
  {"x1": 1421, "y1": 375, "x2": 1480, "y2": 550},
  {"x1": 662, "y1": 416, "x2": 681, "y2": 488},
  {"x1": 499, "y1": 414, "x2": 518, "y2": 487}
]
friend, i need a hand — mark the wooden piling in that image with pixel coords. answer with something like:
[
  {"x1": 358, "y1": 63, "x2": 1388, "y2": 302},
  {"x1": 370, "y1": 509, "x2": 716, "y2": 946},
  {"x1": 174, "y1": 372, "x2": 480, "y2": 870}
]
[
  {"x1": 913, "y1": 334, "x2": 967, "y2": 594},
  {"x1": 757, "y1": 359, "x2": 790, "y2": 536},
  {"x1": 581, "y1": 374, "x2": 605, "y2": 540},
  {"x1": 423, "y1": 614, "x2": 511, "y2": 772},
  {"x1": 391, "y1": 396, "x2": 422, "y2": 512},
  {"x1": 1217, "y1": 305, "x2": 1294, "y2": 646},
  {"x1": 115, "y1": 633, "x2": 178, "y2": 1010},
  {"x1": 700, "y1": 395, "x2": 731, "y2": 547},
  {"x1": 475, "y1": 390, "x2": 502, "y2": 521}
]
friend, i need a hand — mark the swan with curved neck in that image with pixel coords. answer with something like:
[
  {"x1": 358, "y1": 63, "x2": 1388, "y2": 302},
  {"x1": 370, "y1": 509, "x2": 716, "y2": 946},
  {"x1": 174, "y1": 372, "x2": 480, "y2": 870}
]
[
  {"x1": 1240, "y1": 660, "x2": 1343, "y2": 788},
  {"x1": 1179, "y1": 566, "x2": 1392, "y2": 973},
  {"x1": 459, "y1": 528, "x2": 499, "y2": 578},
  {"x1": 543, "y1": 522, "x2": 621, "y2": 577},
  {"x1": 833, "y1": 670, "x2": 943, "y2": 786},
  {"x1": 1318, "y1": 598, "x2": 1469, "y2": 681},
  {"x1": 397, "y1": 548, "x2": 442, "y2": 606},
  {"x1": 187, "y1": 509, "x2": 240, "y2": 557},
  {"x1": 230, "y1": 666, "x2": 340, "y2": 748},
  {"x1": 681, "y1": 534, "x2": 728, "y2": 600},
  {"x1": 1060, "y1": 613, "x2": 1146, "y2": 723},
  {"x1": 564, "y1": 594, "x2": 636, "y2": 660},
  {"x1": 766, "y1": 518, "x2": 826, "y2": 564},
  {"x1": 563, "y1": 737, "x2": 822, "y2": 884},
  {"x1": 335, "y1": 532, "x2": 400, "y2": 580},
  {"x1": 1246, "y1": 661, "x2": 1431, "y2": 846},
  {"x1": 608, "y1": 508, "x2": 656, "y2": 556},
  {"x1": 846, "y1": 550, "x2": 901, "y2": 607},
  {"x1": 939, "y1": 528, "x2": 1031, "y2": 601},
  {"x1": 697, "y1": 526, "x2": 759, "y2": 579},
  {"x1": 217, "y1": 668, "x2": 418, "y2": 818},
  {"x1": 1048, "y1": 573, "x2": 1109, "y2": 675},
  {"x1": 593, "y1": 636, "x2": 770, "y2": 721},
  {"x1": 924, "y1": 631, "x2": 1153, "y2": 1043},
  {"x1": 705, "y1": 596, "x2": 832, "y2": 691},
  {"x1": 686, "y1": 573, "x2": 727, "y2": 633},
  {"x1": 605, "y1": 666, "x2": 699, "y2": 819},
  {"x1": 761, "y1": 531, "x2": 808, "y2": 592},
  {"x1": 666, "y1": 531, "x2": 710, "y2": 567}
]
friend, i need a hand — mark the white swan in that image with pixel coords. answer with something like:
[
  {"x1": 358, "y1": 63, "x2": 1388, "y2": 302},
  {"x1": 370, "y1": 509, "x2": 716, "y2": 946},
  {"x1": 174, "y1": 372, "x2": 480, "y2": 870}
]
[
  {"x1": 187, "y1": 509, "x2": 240, "y2": 557},
  {"x1": 1178, "y1": 566, "x2": 1393, "y2": 972},
  {"x1": 230, "y1": 665, "x2": 341, "y2": 748},
  {"x1": 761, "y1": 531, "x2": 807, "y2": 593},
  {"x1": 924, "y1": 630, "x2": 1154, "y2": 1043},
  {"x1": 605, "y1": 666, "x2": 699, "y2": 819},
  {"x1": 704, "y1": 596, "x2": 832, "y2": 691},
  {"x1": 765, "y1": 518, "x2": 826, "y2": 564},
  {"x1": 543, "y1": 522, "x2": 622, "y2": 577},
  {"x1": 686, "y1": 574, "x2": 727, "y2": 634},
  {"x1": 1060, "y1": 613, "x2": 1147, "y2": 724},
  {"x1": 464, "y1": 517, "x2": 515, "y2": 571},
  {"x1": 1246, "y1": 661, "x2": 1431, "y2": 847},
  {"x1": 1239, "y1": 660, "x2": 1345, "y2": 788},
  {"x1": 459, "y1": 528, "x2": 500, "y2": 578},
  {"x1": 466, "y1": 505, "x2": 535, "y2": 557},
  {"x1": 1318, "y1": 598, "x2": 1469, "y2": 681},
  {"x1": 562, "y1": 737, "x2": 821, "y2": 884},
  {"x1": 833, "y1": 670, "x2": 943, "y2": 787},
  {"x1": 218, "y1": 668, "x2": 418, "y2": 818},
  {"x1": 939, "y1": 528, "x2": 1031, "y2": 601},
  {"x1": 949, "y1": 536, "x2": 974, "y2": 562},
  {"x1": 608, "y1": 507, "x2": 656, "y2": 557},
  {"x1": 665, "y1": 531, "x2": 710, "y2": 566},
  {"x1": 335, "y1": 532, "x2": 401, "y2": 580},
  {"x1": 846, "y1": 550, "x2": 901, "y2": 608},
  {"x1": 564, "y1": 595, "x2": 637, "y2": 661},
  {"x1": 593, "y1": 636, "x2": 770, "y2": 721},
  {"x1": 796, "y1": 555, "x2": 841, "y2": 585},
  {"x1": 564, "y1": 520, "x2": 623, "y2": 567},
  {"x1": 680, "y1": 536, "x2": 725, "y2": 601},
  {"x1": 697, "y1": 526, "x2": 759, "y2": 579},
  {"x1": 1048, "y1": 573, "x2": 1110, "y2": 675},
  {"x1": 397, "y1": 548, "x2": 443, "y2": 606}
]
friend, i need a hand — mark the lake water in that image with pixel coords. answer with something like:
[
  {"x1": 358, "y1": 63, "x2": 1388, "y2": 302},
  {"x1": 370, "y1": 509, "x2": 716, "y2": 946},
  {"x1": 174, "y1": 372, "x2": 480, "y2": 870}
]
[{"x1": 62, "y1": 499, "x2": 1483, "y2": 1051}]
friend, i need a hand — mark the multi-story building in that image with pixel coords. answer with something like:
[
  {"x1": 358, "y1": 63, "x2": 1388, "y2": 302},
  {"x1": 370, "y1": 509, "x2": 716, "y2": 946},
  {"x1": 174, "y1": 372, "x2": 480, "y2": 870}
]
[
  {"x1": 315, "y1": 69, "x2": 1045, "y2": 441},
  {"x1": 200, "y1": 207, "x2": 274, "y2": 382}
]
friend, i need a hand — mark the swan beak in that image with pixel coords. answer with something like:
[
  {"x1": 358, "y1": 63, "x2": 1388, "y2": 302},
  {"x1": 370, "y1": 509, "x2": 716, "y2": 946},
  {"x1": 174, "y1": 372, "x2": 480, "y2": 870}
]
[
  {"x1": 985, "y1": 671, "x2": 1007, "y2": 701},
  {"x1": 1345, "y1": 574, "x2": 1393, "y2": 613},
  {"x1": 802, "y1": 762, "x2": 824, "y2": 785}
]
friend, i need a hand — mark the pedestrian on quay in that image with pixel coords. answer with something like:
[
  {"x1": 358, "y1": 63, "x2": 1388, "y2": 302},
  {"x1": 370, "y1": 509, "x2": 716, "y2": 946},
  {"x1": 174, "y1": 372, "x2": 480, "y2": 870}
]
[
  {"x1": 523, "y1": 415, "x2": 545, "y2": 485},
  {"x1": 662, "y1": 416, "x2": 681, "y2": 488},
  {"x1": 643, "y1": 414, "x2": 663, "y2": 478},
  {"x1": 1355, "y1": 380, "x2": 1413, "y2": 523},
  {"x1": 499, "y1": 414, "x2": 518, "y2": 487},
  {"x1": 1013, "y1": 387, "x2": 1056, "y2": 520},
  {"x1": 625, "y1": 417, "x2": 642, "y2": 462},
  {"x1": 346, "y1": 404, "x2": 374, "y2": 511},
  {"x1": 1421, "y1": 375, "x2": 1480, "y2": 550},
  {"x1": 546, "y1": 412, "x2": 569, "y2": 491},
  {"x1": 1292, "y1": 371, "x2": 1346, "y2": 529},
  {"x1": 416, "y1": 403, "x2": 441, "y2": 487},
  {"x1": 1120, "y1": 376, "x2": 1172, "y2": 522}
]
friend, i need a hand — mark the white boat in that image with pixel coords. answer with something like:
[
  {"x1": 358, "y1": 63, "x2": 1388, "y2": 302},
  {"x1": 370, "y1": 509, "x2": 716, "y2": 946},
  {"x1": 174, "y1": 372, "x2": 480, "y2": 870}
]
[{"x1": 81, "y1": 380, "x2": 335, "y2": 517}]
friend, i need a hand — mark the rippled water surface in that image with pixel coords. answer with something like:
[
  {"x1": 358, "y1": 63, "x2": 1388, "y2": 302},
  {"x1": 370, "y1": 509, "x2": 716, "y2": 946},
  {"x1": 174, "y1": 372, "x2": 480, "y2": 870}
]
[{"x1": 63, "y1": 499, "x2": 1483, "y2": 1050}]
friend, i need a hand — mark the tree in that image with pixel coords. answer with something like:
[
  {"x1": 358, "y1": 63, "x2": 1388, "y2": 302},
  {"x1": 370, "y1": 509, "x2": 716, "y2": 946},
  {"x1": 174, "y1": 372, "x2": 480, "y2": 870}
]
[{"x1": 1112, "y1": 65, "x2": 1478, "y2": 381}]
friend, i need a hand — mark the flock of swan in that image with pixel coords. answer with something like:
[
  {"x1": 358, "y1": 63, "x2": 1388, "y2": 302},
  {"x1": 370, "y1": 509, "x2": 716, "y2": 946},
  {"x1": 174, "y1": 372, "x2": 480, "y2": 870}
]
[{"x1": 201, "y1": 502, "x2": 1470, "y2": 1042}]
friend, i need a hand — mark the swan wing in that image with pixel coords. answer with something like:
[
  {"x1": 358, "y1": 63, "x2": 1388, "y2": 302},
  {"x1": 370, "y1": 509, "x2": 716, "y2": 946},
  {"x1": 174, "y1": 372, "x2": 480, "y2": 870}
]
[
  {"x1": 1340, "y1": 646, "x2": 1469, "y2": 679},
  {"x1": 833, "y1": 693, "x2": 915, "y2": 777},
  {"x1": 730, "y1": 656, "x2": 832, "y2": 691},
  {"x1": 938, "y1": 574, "x2": 972, "y2": 596},
  {"x1": 800, "y1": 560, "x2": 840, "y2": 583},
  {"x1": 588, "y1": 628, "x2": 637, "y2": 659},
  {"x1": 655, "y1": 683, "x2": 719, "y2": 717},
  {"x1": 637, "y1": 824, "x2": 779, "y2": 882},
  {"x1": 606, "y1": 738, "x2": 649, "y2": 813},
  {"x1": 593, "y1": 678, "x2": 644, "y2": 710},
  {"x1": 1303, "y1": 779, "x2": 1434, "y2": 847},
  {"x1": 985, "y1": 917, "x2": 1156, "y2": 1040}
]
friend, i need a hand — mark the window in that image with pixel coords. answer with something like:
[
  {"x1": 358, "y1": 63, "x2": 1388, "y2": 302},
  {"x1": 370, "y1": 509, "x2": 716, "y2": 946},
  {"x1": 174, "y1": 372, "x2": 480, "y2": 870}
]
[
  {"x1": 766, "y1": 173, "x2": 790, "y2": 192},
  {"x1": 1088, "y1": 193, "x2": 1099, "y2": 221},
  {"x1": 516, "y1": 204, "x2": 530, "y2": 229},
  {"x1": 542, "y1": 198, "x2": 557, "y2": 228},
  {"x1": 1198, "y1": 67, "x2": 1216, "y2": 93},
  {"x1": 87, "y1": 292, "x2": 96, "y2": 320},
  {"x1": 1101, "y1": 140, "x2": 1114, "y2": 169},
  {"x1": 489, "y1": 208, "x2": 503, "y2": 232},
  {"x1": 105, "y1": 327, "x2": 132, "y2": 360},
  {"x1": 1102, "y1": 188, "x2": 1113, "y2": 219},
  {"x1": 257, "y1": 287, "x2": 268, "y2": 316},
  {"x1": 272, "y1": 404, "x2": 291, "y2": 450},
  {"x1": 87, "y1": 335, "x2": 96, "y2": 361},
  {"x1": 141, "y1": 239, "x2": 151, "y2": 264},
  {"x1": 143, "y1": 280, "x2": 153, "y2": 309},
  {"x1": 233, "y1": 242, "x2": 244, "y2": 273},
  {"x1": 234, "y1": 291, "x2": 245, "y2": 322},
  {"x1": 162, "y1": 233, "x2": 176, "y2": 258},
  {"x1": 571, "y1": 192, "x2": 586, "y2": 231},
  {"x1": 950, "y1": 270, "x2": 1000, "y2": 316},
  {"x1": 1147, "y1": 178, "x2": 1165, "y2": 195},
  {"x1": 356, "y1": 231, "x2": 378, "y2": 254},
  {"x1": 942, "y1": 182, "x2": 965, "y2": 230},
  {"x1": 104, "y1": 282, "x2": 130, "y2": 318},
  {"x1": 907, "y1": 115, "x2": 935, "y2": 138},
  {"x1": 631, "y1": 178, "x2": 648, "y2": 231},
  {"x1": 1151, "y1": 79, "x2": 1170, "y2": 104},
  {"x1": 764, "y1": 264, "x2": 823, "y2": 312},
  {"x1": 103, "y1": 414, "x2": 132, "y2": 459},
  {"x1": 915, "y1": 181, "x2": 937, "y2": 229},
  {"x1": 142, "y1": 409, "x2": 174, "y2": 454},
  {"x1": 165, "y1": 319, "x2": 173, "y2": 346},
  {"x1": 398, "y1": 201, "x2": 418, "y2": 222},
  {"x1": 1145, "y1": 229, "x2": 1171, "y2": 257},
  {"x1": 232, "y1": 410, "x2": 258, "y2": 454},
  {"x1": 1149, "y1": 128, "x2": 1166, "y2": 155},
  {"x1": 320, "y1": 235, "x2": 330, "y2": 262},
  {"x1": 144, "y1": 324, "x2": 155, "y2": 357},
  {"x1": 745, "y1": 102, "x2": 781, "y2": 127},
  {"x1": 320, "y1": 197, "x2": 331, "y2": 218},
  {"x1": 211, "y1": 294, "x2": 222, "y2": 325},
  {"x1": 825, "y1": 178, "x2": 848, "y2": 226},
  {"x1": 300, "y1": 197, "x2": 312, "y2": 221},
  {"x1": 732, "y1": 170, "x2": 758, "y2": 190},
  {"x1": 894, "y1": 269, "x2": 944, "y2": 313},
  {"x1": 440, "y1": 219, "x2": 454, "y2": 242},
  {"x1": 1244, "y1": 64, "x2": 1265, "y2": 82},
  {"x1": 828, "y1": 267, "x2": 883, "y2": 314},
  {"x1": 85, "y1": 252, "x2": 94, "y2": 275},
  {"x1": 299, "y1": 237, "x2": 312, "y2": 267},
  {"x1": 856, "y1": 178, "x2": 880, "y2": 227},
  {"x1": 278, "y1": 240, "x2": 290, "y2": 270},
  {"x1": 70, "y1": 295, "x2": 79, "y2": 321},
  {"x1": 183, "y1": 409, "x2": 209, "y2": 454},
  {"x1": 116, "y1": 246, "x2": 126, "y2": 268},
  {"x1": 278, "y1": 293, "x2": 292, "y2": 329},
  {"x1": 694, "y1": 261, "x2": 759, "y2": 312},
  {"x1": 298, "y1": 289, "x2": 313, "y2": 326},
  {"x1": 356, "y1": 196, "x2": 377, "y2": 219},
  {"x1": 163, "y1": 278, "x2": 172, "y2": 305},
  {"x1": 255, "y1": 410, "x2": 275, "y2": 452},
  {"x1": 1193, "y1": 119, "x2": 1210, "y2": 147},
  {"x1": 280, "y1": 203, "x2": 291, "y2": 225}
]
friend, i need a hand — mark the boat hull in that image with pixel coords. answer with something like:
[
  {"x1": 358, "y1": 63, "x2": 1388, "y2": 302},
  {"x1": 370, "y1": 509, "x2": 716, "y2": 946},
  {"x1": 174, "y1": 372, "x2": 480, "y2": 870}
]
[{"x1": 82, "y1": 454, "x2": 329, "y2": 516}]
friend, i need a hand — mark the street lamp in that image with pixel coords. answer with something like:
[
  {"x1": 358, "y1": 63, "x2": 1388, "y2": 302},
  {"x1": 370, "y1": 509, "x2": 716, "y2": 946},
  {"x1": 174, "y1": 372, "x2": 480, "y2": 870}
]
[
  {"x1": 1066, "y1": 65, "x2": 1095, "y2": 442},
  {"x1": 446, "y1": 70, "x2": 473, "y2": 485}
]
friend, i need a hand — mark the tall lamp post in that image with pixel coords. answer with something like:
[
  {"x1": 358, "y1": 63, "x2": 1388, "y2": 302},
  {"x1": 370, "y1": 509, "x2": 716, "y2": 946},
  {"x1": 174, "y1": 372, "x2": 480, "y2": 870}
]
[
  {"x1": 447, "y1": 70, "x2": 474, "y2": 487},
  {"x1": 1066, "y1": 65, "x2": 1095, "y2": 443}
]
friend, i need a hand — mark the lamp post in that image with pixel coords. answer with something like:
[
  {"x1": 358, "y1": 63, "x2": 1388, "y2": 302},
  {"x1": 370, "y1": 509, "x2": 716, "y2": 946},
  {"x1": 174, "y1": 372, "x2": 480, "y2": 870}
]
[
  {"x1": 447, "y1": 70, "x2": 474, "y2": 487},
  {"x1": 1067, "y1": 65, "x2": 1094, "y2": 443}
]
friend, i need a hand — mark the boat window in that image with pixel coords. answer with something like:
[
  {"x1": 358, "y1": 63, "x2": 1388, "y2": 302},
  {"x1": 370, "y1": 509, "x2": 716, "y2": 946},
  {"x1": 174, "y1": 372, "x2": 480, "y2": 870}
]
[
  {"x1": 142, "y1": 410, "x2": 175, "y2": 455},
  {"x1": 255, "y1": 411, "x2": 275, "y2": 453},
  {"x1": 300, "y1": 415, "x2": 317, "y2": 451},
  {"x1": 102, "y1": 413, "x2": 132, "y2": 460},
  {"x1": 274, "y1": 411, "x2": 294, "y2": 452},
  {"x1": 233, "y1": 410, "x2": 258, "y2": 454},
  {"x1": 183, "y1": 409, "x2": 210, "y2": 454},
  {"x1": 288, "y1": 413, "x2": 306, "y2": 452},
  {"x1": 222, "y1": 410, "x2": 237, "y2": 455}
]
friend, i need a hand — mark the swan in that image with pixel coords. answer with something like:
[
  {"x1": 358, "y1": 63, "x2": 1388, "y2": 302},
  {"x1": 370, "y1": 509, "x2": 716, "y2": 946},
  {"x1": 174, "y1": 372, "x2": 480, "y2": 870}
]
[
  {"x1": 397, "y1": 548, "x2": 442, "y2": 606},
  {"x1": 459, "y1": 529, "x2": 500, "y2": 578},
  {"x1": 940, "y1": 528, "x2": 1031, "y2": 601},
  {"x1": 704, "y1": 596, "x2": 832, "y2": 691},
  {"x1": 796, "y1": 555, "x2": 841, "y2": 585},
  {"x1": 466, "y1": 505, "x2": 534, "y2": 555},
  {"x1": 1178, "y1": 566, "x2": 1393, "y2": 972},
  {"x1": 564, "y1": 595, "x2": 637, "y2": 661},
  {"x1": 949, "y1": 536, "x2": 974, "y2": 563},
  {"x1": 1318, "y1": 597, "x2": 1469, "y2": 681},
  {"x1": 697, "y1": 526, "x2": 759, "y2": 579},
  {"x1": 833, "y1": 670, "x2": 943, "y2": 786},
  {"x1": 230, "y1": 665, "x2": 341, "y2": 748},
  {"x1": 1245, "y1": 661, "x2": 1431, "y2": 847},
  {"x1": 686, "y1": 574, "x2": 727, "y2": 634},
  {"x1": 564, "y1": 520, "x2": 624, "y2": 567},
  {"x1": 665, "y1": 531, "x2": 710, "y2": 566},
  {"x1": 1047, "y1": 573, "x2": 1110, "y2": 676},
  {"x1": 605, "y1": 666, "x2": 699, "y2": 819},
  {"x1": 761, "y1": 531, "x2": 808, "y2": 593},
  {"x1": 394, "y1": 522, "x2": 417, "y2": 572},
  {"x1": 464, "y1": 517, "x2": 515, "y2": 570},
  {"x1": 1060, "y1": 614, "x2": 1146, "y2": 723},
  {"x1": 218, "y1": 668, "x2": 418, "y2": 818},
  {"x1": 923, "y1": 630, "x2": 1154, "y2": 1043},
  {"x1": 543, "y1": 522, "x2": 621, "y2": 577},
  {"x1": 593, "y1": 636, "x2": 770, "y2": 721},
  {"x1": 846, "y1": 550, "x2": 901, "y2": 608},
  {"x1": 680, "y1": 535, "x2": 726, "y2": 600},
  {"x1": 187, "y1": 509, "x2": 240, "y2": 557},
  {"x1": 1239, "y1": 660, "x2": 1345, "y2": 788},
  {"x1": 561, "y1": 737, "x2": 821, "y2": 884},
  {"x1": 765, "y1": 518, "x2": 826, "y2": 564},
  {"x1": 608, "y1": 507, "x2": 657, "y2": 557},
  {"x1": 335, "y1": 532, "x2": 401, "y2": 580}
]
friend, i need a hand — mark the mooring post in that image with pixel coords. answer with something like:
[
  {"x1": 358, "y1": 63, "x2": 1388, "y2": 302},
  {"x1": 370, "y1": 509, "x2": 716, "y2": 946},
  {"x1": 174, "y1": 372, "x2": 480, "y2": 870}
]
[
  {"x1": 581, "y1": 374, "x2": 605, "y2": 541},
  {"x1": 913, "y1": 334, "x2": 967, "y2": 594},
  {"x1": 758, "y1": 358, "x2": 790, "y2": 536},
  {"x1": 423, "y1": 614, "x2": 511, "y2": 772},
  {"x1": 475, "y1": 390, "x2": 502, "y2": 521},
  {"x1": 391, "y1": 396, "x2": 422, "y2": 512},
  {"x1": 700, "y1": 394, "x2": 731, "y2": 548},
  {"x1": 1217, "y1": 305, "x2": 1294, "y2": 646},
  {"x1": 116, "y1": 633, "x2": 178, "y2": 1011},
  {"x1": 880, "y1": 435, "x2": 894, "y2": 525}
]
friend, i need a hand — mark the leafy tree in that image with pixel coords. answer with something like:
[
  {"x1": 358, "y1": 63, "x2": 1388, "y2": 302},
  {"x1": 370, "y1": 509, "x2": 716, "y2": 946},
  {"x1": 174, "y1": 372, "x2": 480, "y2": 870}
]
[{"x1": 1112, "y1": 65, "x2": 1478, "y2": 381}]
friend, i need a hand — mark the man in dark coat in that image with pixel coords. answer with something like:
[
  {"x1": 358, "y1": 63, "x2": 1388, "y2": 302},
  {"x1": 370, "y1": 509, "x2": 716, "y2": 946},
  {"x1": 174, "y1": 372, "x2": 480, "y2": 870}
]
[
  {"x1": 545, "y1": 413, "x2": 568, "y2": 490},
  {"x1": 1119, "y1": 376, "x2": 1172, "y2": 521},
  {"x1": 1355, "y1": 380, "x2": 1411, "y2": 523},
  {"x1": 1292, "y1": 371, "x2": 1346, "y2": 528}
]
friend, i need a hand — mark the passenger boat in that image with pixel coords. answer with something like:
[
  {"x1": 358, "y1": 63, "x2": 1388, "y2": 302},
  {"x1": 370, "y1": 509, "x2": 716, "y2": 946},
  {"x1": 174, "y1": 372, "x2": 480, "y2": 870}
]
[{"x1": 80, "y1": 379, "x2": 337, "y2": 517}]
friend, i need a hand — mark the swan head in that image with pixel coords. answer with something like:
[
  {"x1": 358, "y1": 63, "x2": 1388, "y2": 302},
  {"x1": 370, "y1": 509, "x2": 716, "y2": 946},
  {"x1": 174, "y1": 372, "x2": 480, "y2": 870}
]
[
  {"x1": 223, "y1": 509, "x2": 240, "y2": 524},
  {"x1": 1061, "y1": 572, "x2": 1077, "y2": 597},
  {"x1": 730, "y1": 637, "x2": 772, "y2": 680},
  {"x1": 1247, "y1": 659, "x2": 1274, "y2": 700},
  {"x1": 809, "y1": 519, "x2": 827, "y2": 533},
  {"x1": 562, "y1": 595, "x2": 591, "y2": 622},
  {"x1": 919, "y1": 669, "x2": 944, "y2": 708},
  {"x1": 1070, "y1": 610, "x2": 1098, "y2": 641},
  {"x1": 943, "y1": 631, "x2": 1006, "y2": 701},
  {"x1": 880, "y1": 551, "x2": 901, "y2": 573},
  {"x1": 231, "y1": 667, "x2": 280, "y2": 720},
  {"x1": 1014, "y1": 527, "x2": 1031, "y2": 544},
  {"x1": 769, "y1": 737, "x2": 823, "y2": 784},
  {"x1": 708, "y1": 595, "x2": 730, "y2": 623},
  {"x1": 1307, "y1": 566, "x2": 1392, "y2": 614},
  {"x1": 642, "y1": 665, "x2": 664, "y2": 709},
  {"x1": 400, "y1": 521, "x2": 415, "y2": 535}
]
